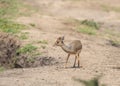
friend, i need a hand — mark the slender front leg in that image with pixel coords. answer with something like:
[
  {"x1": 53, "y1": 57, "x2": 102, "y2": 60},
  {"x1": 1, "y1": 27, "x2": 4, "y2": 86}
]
[
  {"x1": 77, "y1": 50, "x2": 82, "y2": 68},
  {"x1": 78, "y1": 53, "x2": 80, "y2": 67},
  {"x1": 73, "y1": 55, "x2": 77, "y2": 68},
  {"x1": 65, "y1": 54, "x2": 70, "y2": 68}
]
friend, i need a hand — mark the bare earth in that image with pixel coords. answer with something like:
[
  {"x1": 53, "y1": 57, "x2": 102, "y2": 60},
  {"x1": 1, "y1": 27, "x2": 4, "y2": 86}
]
[{"x1": 0, "y1": 0, "x2": 120, "y2": 86}]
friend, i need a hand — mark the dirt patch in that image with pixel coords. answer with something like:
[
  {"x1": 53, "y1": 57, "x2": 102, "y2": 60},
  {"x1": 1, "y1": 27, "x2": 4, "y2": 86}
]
[{"x1": 0, "y1": 0, "x2": 120, "y2": 86}]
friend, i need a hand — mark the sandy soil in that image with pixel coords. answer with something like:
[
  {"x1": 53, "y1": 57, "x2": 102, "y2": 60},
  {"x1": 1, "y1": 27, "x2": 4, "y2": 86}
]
[{"x1": 0, "y1": 0, "x2": 120, "y2": 86}]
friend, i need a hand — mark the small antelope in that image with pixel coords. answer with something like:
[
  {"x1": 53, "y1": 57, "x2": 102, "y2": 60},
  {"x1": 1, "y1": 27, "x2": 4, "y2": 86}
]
[{"x1": 54, "y1": 36, "x2": 82, "y2": 68}]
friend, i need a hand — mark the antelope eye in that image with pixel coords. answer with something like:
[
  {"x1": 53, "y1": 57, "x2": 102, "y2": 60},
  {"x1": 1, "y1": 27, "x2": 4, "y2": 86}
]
[{"x1": 56, "y1": 41, "x2": 59, "y2": 43}]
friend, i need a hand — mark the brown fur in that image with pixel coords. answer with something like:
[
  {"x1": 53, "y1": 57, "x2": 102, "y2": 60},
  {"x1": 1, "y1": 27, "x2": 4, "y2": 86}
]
[{"x1": 54, "y1": 36, "x2": 82, "y2": 68}]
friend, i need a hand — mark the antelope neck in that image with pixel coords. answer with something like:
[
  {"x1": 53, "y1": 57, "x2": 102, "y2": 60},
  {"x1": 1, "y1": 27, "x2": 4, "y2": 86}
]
[{"x1": 60, "y1": 43, "x2": 74, "y2": 53}]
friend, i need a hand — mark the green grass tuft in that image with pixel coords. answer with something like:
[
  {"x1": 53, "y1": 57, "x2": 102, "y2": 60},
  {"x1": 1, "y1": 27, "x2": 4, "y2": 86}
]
[
  {"x1": 37, "y1": 40, "x2": 48, "y2": 44},
  {"x1": 17, "y1": 44, "x2": 37, "y2": 54},
  {"x1": 73, "y1": 76, "x2": 106, "y2": 86},
  {"x1": 81, "y1": 20, "x2": 100, "y2": 30},
  {"x1": 29, "y1": 23, "x2": 36, "y2": 27},
  {"x1": 19, "y1": 32, "x2": 29, "y2": 40},
  {"x1": 64, "y1": 18, "x2": 99, "y2": 35},
  {"x1": 76, "y1": 20, "x2": 100, "y2": 35},
  {"x1": 77, "y1": 25, "x2": 97, "y2": 35},
  {"x1": 109, "y1": 40, "x2": 120, "y2": 47}
]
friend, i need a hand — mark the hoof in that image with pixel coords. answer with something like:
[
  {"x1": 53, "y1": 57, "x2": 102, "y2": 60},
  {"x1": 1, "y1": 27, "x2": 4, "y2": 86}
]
[
  {"x1": 78, "y1": 65, "x2": 83, "y2": 68},
  {"x1": 72, "y1": 65, "x2": 76, "y2": 68}
]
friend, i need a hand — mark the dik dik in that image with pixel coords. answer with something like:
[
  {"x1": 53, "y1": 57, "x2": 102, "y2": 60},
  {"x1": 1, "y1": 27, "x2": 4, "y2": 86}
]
[{"x1": 54, "y1": 36, "x2": 82, "y2": 68}]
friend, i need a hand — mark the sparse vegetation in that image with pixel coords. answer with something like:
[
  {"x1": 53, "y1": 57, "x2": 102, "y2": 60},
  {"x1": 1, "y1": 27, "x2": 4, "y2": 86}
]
[
  {"x1": 104, "y1": 29, "x2": 120, "y2": 37},
  {"x1": 19, "y1": 32, "x2": 29, "y2": 40},
  {"x1": 109, "y1": 39, "x2": 120, "y2": 47},
  {"x1": 64, "y1": 18, "x2": 100, "y2": 35},
  {"x1": 103, "y1": 29, "x2": 120, "y2": 47},
  {"x1": 77, "y1": 25, "x2": 97, "y2": 35},
  {"x1": 29, "y1": 23, "x2": 36, "y2": 27},
  {"x1": 77, "y1": 20, "x2": 100, "y2": 35},
  {"x1": 63, "y1": 18, "x2": 81, "y2": 26},
  {"x1": 0, "y1": 0, "x2": 19, "y2": 18},
  {"x1": 74, "y1": 76, "x2": 106, "y2": 86},
  {"x1": 37, "y1": 40, "x2": 48, "y2": 44},
  {"x1": 0, "y1": 18, "x2": 26, "y2": 34},
  {"x1": 17, "y1": 44, "x2": 37, "y2": 54},
  {"x1": 101, "y1": 4, "x2": 120, "y2": 12},
  {"x1": 0, "y1": 0, "x2": 35, "y2": 18},
  {"x1": 81, "y1": 20, "x2": 100, "y2": 30},
  {"x1": 41, "y1": 45, "x2": 46, "y2": 49}
]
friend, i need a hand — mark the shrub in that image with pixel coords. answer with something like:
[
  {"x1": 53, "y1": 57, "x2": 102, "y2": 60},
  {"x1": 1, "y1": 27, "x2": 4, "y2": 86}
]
[
  {"x1": 81, "y1": 20, "x2": 100, "y2": 30},
  {"x1": 0, "y1": 32, "x2": 20, "y2": 68},
  {"x1": 76, "y1": 20, "x2": 100, "y2": 35},
  {"x1": 77, "y1": 25, "x2": 97, "y2": 35}
]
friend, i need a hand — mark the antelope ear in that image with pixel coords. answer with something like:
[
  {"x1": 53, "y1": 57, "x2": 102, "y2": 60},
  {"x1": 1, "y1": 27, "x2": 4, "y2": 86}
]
[{"x1": 61, "y1": 36, "x2": 64, "y2": 40}]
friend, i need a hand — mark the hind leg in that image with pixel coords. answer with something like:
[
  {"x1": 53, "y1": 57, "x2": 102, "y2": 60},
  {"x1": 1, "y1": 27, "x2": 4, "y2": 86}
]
[
  {"x1": 77, "y1": 50, "x2": 81, "y2": 68},
  {"x1": 78, "y1": 53, "x2": 80, "y2": 67},
  {"x1": 73, "y1": 55, "x2": 77, "y2": 68}
]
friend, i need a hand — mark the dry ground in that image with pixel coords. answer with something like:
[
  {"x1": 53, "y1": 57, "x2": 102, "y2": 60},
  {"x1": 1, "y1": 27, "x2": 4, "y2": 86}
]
[{"x1": 0, "y1": 0, "x2": 120, "y2": 86}]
